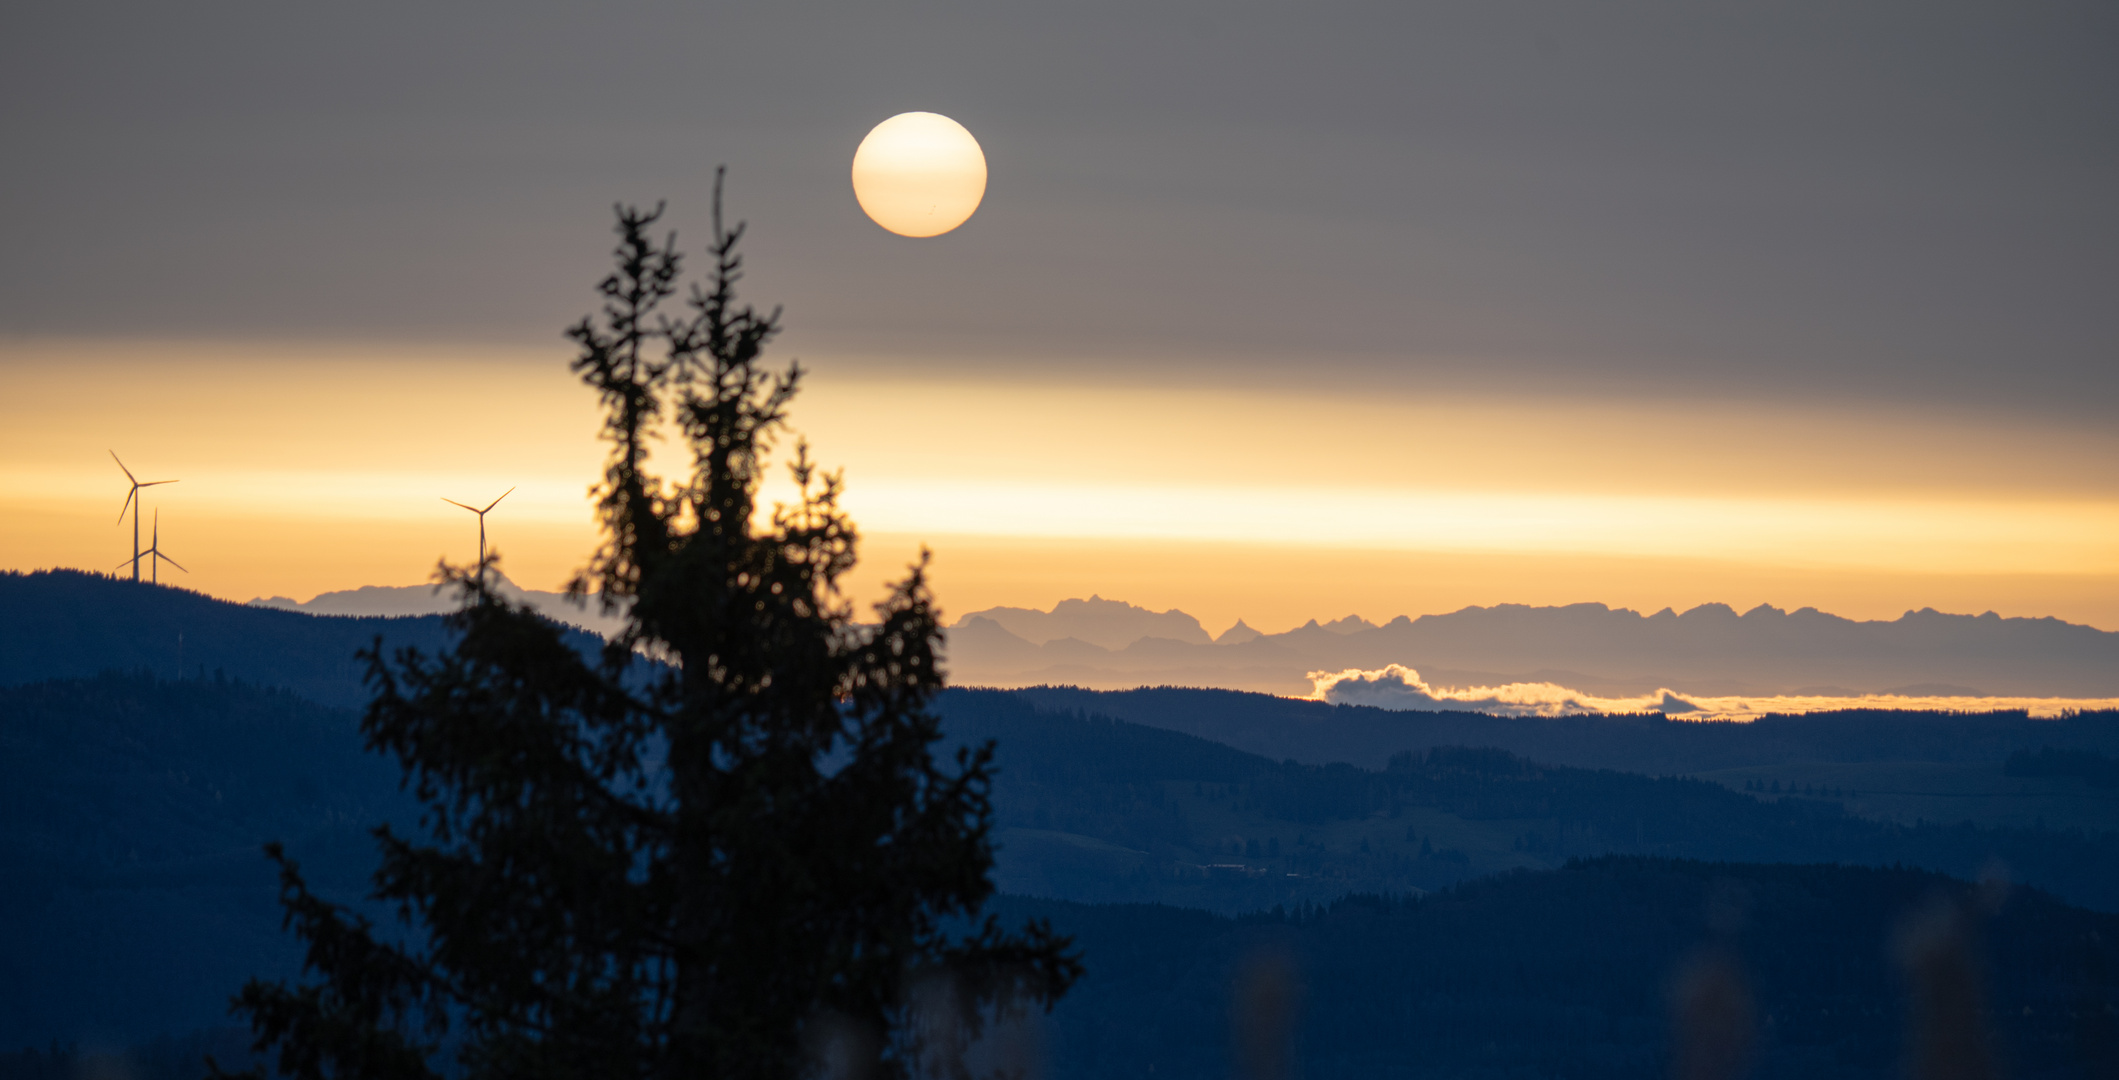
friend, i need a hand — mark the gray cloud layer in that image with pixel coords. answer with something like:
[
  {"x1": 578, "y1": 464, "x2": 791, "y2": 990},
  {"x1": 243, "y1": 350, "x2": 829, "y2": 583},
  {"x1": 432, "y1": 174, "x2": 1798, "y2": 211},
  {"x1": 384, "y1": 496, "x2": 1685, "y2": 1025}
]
[{"x1": 4, "y1": 2, "x2": 2114, "y2": 417}]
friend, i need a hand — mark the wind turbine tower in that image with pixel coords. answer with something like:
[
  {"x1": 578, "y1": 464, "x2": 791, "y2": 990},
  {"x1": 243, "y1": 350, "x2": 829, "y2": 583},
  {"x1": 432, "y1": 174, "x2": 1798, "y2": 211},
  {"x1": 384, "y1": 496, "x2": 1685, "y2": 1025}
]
[
  {"x1": 111, "y1": 452, "x2": 177, "y2": 582},
  {"x1": 118, "y1": 509, "x2": 189, "y2": 585},
  {"x1": 443, "y1": 487, "x2": 514, "y2": 581}
]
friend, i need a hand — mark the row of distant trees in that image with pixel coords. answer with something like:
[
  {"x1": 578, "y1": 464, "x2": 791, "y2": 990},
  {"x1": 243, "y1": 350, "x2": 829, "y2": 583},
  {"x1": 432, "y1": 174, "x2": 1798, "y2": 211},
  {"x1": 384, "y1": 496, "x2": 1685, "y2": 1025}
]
[{"x1": 2007, "y1": 746, "x2": 2119, "y2": 787}]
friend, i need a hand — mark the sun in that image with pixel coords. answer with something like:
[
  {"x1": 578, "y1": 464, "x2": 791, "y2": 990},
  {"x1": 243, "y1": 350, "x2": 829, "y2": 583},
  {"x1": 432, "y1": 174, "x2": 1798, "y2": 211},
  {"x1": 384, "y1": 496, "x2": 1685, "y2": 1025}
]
[{"x1": 850, "y1": 112, "x2": 988, "y2": 238}]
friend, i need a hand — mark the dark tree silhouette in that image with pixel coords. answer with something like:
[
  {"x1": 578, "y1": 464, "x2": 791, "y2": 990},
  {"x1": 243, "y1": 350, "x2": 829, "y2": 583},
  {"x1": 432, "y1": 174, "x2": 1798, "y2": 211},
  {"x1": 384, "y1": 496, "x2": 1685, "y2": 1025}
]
[{"x1": 220, "y1": 175, "x2": 1079, "y2": 1080}]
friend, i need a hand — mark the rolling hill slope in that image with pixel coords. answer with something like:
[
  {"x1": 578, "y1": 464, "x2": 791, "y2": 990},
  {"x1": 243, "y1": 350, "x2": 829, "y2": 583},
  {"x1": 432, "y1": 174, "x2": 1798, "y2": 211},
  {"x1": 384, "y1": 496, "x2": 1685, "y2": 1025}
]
[
  {"x1": 0, "y1": 570, "x2": 614, "y2": 708},
  {"x1": 7, "y1": 576, "x2": 2117, "y2": 1070},
  {"x1": 995, "y1": 857, "x2": 2118, "y2": 1080},
  {"x1": 1010, "y1": 684, "x2": 2119, "y2": 772},
  {"x1": 937, "y1": 690, "x2": 2119, "y2": 913}
]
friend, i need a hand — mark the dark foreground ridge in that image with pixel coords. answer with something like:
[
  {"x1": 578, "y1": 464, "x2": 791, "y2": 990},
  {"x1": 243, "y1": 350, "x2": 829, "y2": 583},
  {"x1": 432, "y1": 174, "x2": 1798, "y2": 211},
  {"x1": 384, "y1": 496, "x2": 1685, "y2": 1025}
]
[
  {"x1": 8, "y1": 858, "x2": 2113, "y2": 1080},
  {"x1": 0, "y1": 674, "x2": 417, "y2": 1050},
  {"x1": 995, "y1": 857, "x2": 2119, "y2": 1080}
]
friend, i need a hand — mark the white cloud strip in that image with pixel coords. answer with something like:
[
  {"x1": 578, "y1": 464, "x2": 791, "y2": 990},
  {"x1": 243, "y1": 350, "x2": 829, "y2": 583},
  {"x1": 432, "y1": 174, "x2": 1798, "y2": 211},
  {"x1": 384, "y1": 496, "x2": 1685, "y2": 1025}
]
[{"x1": 1310, "y1": 664, "x2": 2119, "y2": 721}]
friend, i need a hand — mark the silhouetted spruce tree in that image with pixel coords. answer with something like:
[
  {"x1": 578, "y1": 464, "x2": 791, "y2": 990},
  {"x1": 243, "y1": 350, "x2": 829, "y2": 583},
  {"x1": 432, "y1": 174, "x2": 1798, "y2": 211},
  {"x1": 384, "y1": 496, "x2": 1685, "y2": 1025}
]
[{"x1": 221, "y1": 178, "x2": 1079, "y2": 1080}]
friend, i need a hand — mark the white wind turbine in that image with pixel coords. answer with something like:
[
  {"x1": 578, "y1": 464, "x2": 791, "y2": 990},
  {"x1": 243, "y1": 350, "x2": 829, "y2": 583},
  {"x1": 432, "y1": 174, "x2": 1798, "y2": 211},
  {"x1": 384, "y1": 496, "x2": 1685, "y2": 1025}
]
[
  {"x1": 117, "y1": 508, "x2": 188, "y2": 585},
  {"x1": 111, "y1": 451, "x2": 178, "y2": 582},
  {"x1": 443, "y1": 487, "x2": 514, "y2": 582}
]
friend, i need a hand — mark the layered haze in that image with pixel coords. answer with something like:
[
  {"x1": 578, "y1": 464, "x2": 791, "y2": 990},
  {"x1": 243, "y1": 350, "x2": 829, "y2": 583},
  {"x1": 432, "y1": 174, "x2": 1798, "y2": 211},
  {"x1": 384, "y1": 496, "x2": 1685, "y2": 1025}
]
[
  {"x1": 4, "y1": 341, "x2": 2115, "y2": 633},
  {"x1": 945, "y1": 596, "x2": 2119, "y2": 710}
]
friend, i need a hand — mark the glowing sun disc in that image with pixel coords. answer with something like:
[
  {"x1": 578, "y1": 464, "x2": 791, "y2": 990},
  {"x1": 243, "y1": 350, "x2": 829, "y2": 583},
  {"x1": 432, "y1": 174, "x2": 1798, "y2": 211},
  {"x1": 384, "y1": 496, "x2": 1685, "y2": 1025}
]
[{"x1": 850, "y1": 112, "x2": 987, "y2": 238}]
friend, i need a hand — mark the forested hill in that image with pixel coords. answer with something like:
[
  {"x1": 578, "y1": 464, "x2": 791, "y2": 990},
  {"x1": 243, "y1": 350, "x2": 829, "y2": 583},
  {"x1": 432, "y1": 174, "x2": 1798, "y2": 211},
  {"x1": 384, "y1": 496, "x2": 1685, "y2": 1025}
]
[
  {"x1": 0, "y1": 673, "x2": 406, "y2": 882},
  {"x1": 0, "y1": 674, "x2": 415, "y2": 1049},
  {"x1": 936, "y1": 689, "x2": 2119, "y2": 913},
  {"x1": 0, "y1": 570, "x2": 608, "y2": 708},
  {"x1": 995, "y1": 857, "x2": 2119, "y2": 1080},
  {"x1": 1004, "y1": 684, "x2": 2119, "y2": 773},
  {"x1": 4, "y1": 673, "x2": 2117, "y2": 1061},
  {"x1": 12, "y1": 854, "x2": 2114, "y2": 1079}
]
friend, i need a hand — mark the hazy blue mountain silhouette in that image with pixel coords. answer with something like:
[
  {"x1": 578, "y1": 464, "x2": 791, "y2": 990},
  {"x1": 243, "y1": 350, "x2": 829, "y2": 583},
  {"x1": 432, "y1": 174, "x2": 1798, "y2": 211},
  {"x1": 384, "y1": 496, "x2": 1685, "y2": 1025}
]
[
  {"x1": 249, "y1": 573, "x2": 627, "y2": 638},
  {"x1": 0, "y1": 570, "x2": 609, "y2": 708},
  {"x1": 22, "y1": 573, "x2": 2108, "y2": 701},
  {"x1": 956, "y1": 595, "x2": 1213, "y2": 648},
  {"x1": 950, "y1": 598, "x2": 2119, "y2": 696}
]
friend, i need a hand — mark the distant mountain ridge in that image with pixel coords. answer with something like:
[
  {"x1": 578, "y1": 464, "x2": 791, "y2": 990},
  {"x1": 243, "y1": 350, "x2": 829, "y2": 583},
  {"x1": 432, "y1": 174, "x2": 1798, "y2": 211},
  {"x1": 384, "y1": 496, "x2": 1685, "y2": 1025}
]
[
  {"x1": 251, "y1": 574, "x2": 627, "y2": 638},
  {"x1": 949, "y1": 599, "x2": 2119, "y2": 697},
  {"x1": 956, "y1": 595, "x2": 1214, "y2": 649},
  {"x1": 9, "y1": 573, "x2": 2113, "y2": 704}
]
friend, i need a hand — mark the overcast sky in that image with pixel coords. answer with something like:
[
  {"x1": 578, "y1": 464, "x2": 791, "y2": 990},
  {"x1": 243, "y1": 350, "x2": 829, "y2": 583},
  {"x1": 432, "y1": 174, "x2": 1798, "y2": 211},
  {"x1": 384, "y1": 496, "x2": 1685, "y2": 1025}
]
[{"x1": 5, "y1": 1, "x2": 2116, "y2": 420}]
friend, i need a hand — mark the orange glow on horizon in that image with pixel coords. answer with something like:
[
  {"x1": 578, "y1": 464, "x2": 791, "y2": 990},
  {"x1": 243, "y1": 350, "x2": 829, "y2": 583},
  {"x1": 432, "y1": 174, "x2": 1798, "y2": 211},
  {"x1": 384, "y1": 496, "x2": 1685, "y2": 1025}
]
[{"x1": 4, "y1": 337, "x2": 2117, "y2": 631}]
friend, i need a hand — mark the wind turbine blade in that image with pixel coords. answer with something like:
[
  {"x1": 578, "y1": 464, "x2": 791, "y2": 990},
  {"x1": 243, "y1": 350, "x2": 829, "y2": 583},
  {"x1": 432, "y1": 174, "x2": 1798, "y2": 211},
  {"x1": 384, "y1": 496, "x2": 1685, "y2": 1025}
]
[
  {"x1": 442, "y1": 497, "x2": 479, "y2": 512},
  {"x1": 110, "y1": 451, "x2": 137, "y2": 484},
  {"x1": 117, "y1": 487, "x2": 136, "y2": 524},
  {"x1": 480, "y1": 486, "x2": 515, "y2": 513},
  {"x1": 158, "y1": 553, "x2": 189, "y2": 574},
  {"x1": 141, "y1": 479, "x2": 177, "y2": 488},
  {"x1": 115, "y1": 553, "x2": 143, "y2": 570}
]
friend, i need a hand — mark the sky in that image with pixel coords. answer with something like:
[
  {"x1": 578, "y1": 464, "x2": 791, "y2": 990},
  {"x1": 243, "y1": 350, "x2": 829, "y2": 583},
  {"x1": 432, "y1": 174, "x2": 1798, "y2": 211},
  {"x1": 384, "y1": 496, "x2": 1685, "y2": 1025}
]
[{"x1": 3, "y1": 1, "x2": 2116, "y2": 633}]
